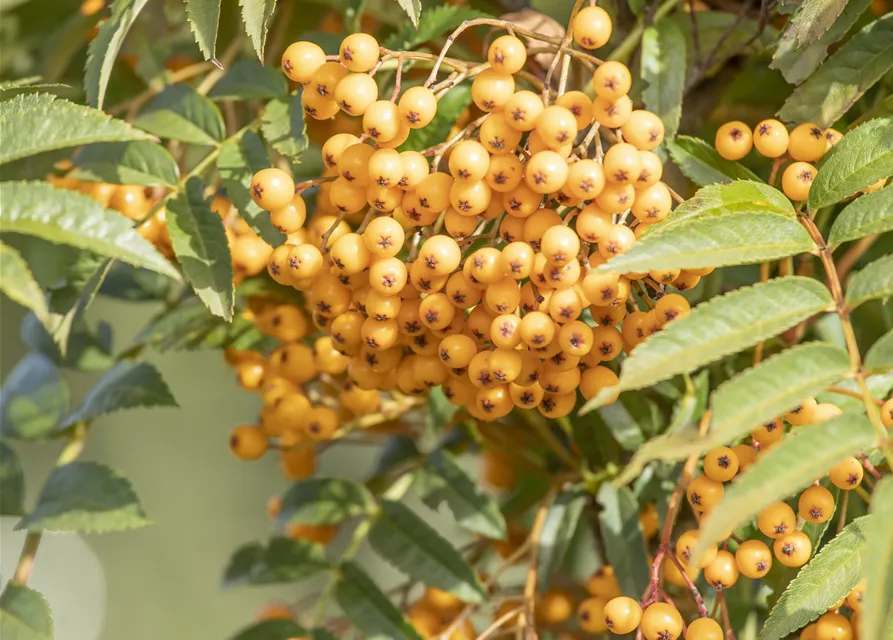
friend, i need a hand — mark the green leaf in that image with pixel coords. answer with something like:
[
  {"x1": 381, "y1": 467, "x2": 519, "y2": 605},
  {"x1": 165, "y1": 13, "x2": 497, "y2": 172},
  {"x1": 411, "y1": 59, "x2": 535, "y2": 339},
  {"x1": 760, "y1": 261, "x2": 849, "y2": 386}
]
[
  {"x1": 231, "y1": 619, "x2": 308, "y2": 640},
  {"x1": 790, "y1": 0, "x2": 847, "y2": 46},
  {"x1": 597, "y1": 483, "x2": 650, "y2": 598},
  {"x1": 21, "y1": 312, "x2": 115, "y2": 373},
  {"x1": 0, "y1": 442, "x2": 26, "y2": 516},
  {"x1": 383, "y1": 6, "x2": 488, "y2": 50},
  {"x1": 335, "y1": 561, "x2": 424, "y2": 640},
  {"x1": 693, "y1": 413, "x2": 877, "y2": 565},
  {"x1": 0, "y1": 585, "x2": 53, "y2": 640},
  {"x1": 277, "y1": 477, "x2": 375, "y2": 526},
  {"x1": 778, "y1": 15, "x2": 893, "y2": 127},
  {"x1": 771, "y1": 0, "x2": 871, "y2": 84},
  {"x1": 401, "y1": 85, "x2": 472, "y2": 152},
  {"x1": 865, "y1": 329, "x2": 893, "y2": 373},
  {"x1": 369, "y1": 500, "x2": 485, "y2": 603},
  {"x1": 0, "y1": 181, "x2": 179, "y2": 279},
  {"x1": 809, "y1": 118, "x2": 893, "y2": 210},
  {"x1": 537, "y1": 485, "x2": 587, "y2": 593},
  {"x1": 0, "y1": 353, "x2": 69, "y2": 441},
  {"x1": 862, "y1": 477, "x2": 893, "y2": 640},
  {"x1": 261, "y1": 92, "x2": 307, "y2": 159},
  {"x1": 240, "y1": 0, "x2": 278, "y2": 60},
  {"x1": 222, "y1": 536, "x2": 328, "y2": 587},
  {"x1": 210, "y1": 59, "x2": 288, "y2": 101},
  {"x1": 0, "y1": 93, "x2": 153, "y2": 165},
  {"x1": 17, "y1": 461, "x2": 151, "y2": 533},
  {"x1": 599, "y1": 213, "x2": 813, "y2": 274},
  {"x1": 667, "y1": 136, "x2": 761, "y2": 186},
  {"x1": 63, "y1": 361, "x2": 178, "y2": 427},
  {"x1": 134, "y1": 84, "x2": 225, "y2": 146},
  {"x1": 71, "y1": 141, "x2": 179, "y2": 187},
  {"x1": 672, "y1": 11, "x2": 776, "y2": 77},
  {"x1": 185, "y1": 0, "x2": 221, "y2": 62},
  {"x1": 641, "y1": 21, "x2": 686, "y2": 141},
  {"x1": 614, "y1": 343, "x2": 852, "y2": 484},
  {"x1": 846, "y1": 254, "x2": 893, "y2": 308},
  {"x1": 594, "y1": 392, "x2": 665, "y2": 451},
  {"x1": 425, "y1": 449, "x2": 507, "y2": 540},
  {"x1": 217, "y1": 130, "x2": 283, "y2": 245},
  {"x1": 84, "y1": 0, "x2": 149, "y2": 110},
  {"x1": 0, "y1": 241, "x2": 48, "y2": 325},
  {"x1": 611, "y1": 277, "x2": 833, "y2": 393},
  {"x1": 758, "y1": 517, "x2": 870, "y2": 640},
  {"x1": 165, "y1": 177, "x2": 235, "y2": 320},
  {"x1": 394, "y1": 0, "x2": 421, "y2": 28},
  {"x1": 828, "y1": 184, "x2": 893, "y2": 244}
]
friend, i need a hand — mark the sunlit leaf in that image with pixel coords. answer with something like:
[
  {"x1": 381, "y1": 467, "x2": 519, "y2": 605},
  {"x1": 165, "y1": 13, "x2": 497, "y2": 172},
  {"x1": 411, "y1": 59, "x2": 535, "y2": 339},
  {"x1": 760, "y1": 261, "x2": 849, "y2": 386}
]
[{"x1": 84, "y1": 0, "x2": 150, "y2": 109}]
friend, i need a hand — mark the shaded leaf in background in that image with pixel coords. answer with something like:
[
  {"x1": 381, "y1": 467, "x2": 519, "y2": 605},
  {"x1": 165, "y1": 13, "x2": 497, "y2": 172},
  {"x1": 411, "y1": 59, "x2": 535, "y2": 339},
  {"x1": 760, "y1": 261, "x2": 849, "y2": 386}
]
[
  {"x1": 845, "y1": 254, "x2": 893, "y2": 308},
  {"x1": 63, "y1": 361, "x2": 178, "y2": 427},
  {"x1": 20, "y1": 312, "x2": 115, "y2": 373},
  {"x1": 0, "y1": 352, "x2": 69, "y2": 441},
  {"x1": 335, "y1": 561, "x2": 424, "y2": 640},
  {"x1": 0, "y1": 93, "x2": 153, "y2": 166},
  {"x1": 693, "y1": 413, "x2": 876, "y2": 565},
  {"x1": 231, "y1": 619, "x2": 308, "y2": 640},
  {"x1": 667, "y1": 136, "x2": 761, "y2": 186},
  {"x1": 759, "y1": 516, "x2": 869, "y2": 640},
  {"x1": 865, "y1": 329, "x2": 893, "y2": 373},
  {"x1": 276, "y1": 477, "x2": 375, "y2": 526},
  {"x1": 240, "y1": 0, "x2": 278, "y2": 60},
  {"x1": 862, "y1": 477, "x2": 893, "y2": 640},
  {"x1": 0, "y1": 442, "x2": 26, "y2": 516},
  {"x1": 672, "y1": 12, "x2": 775, "y2": 78},
  {"x1": 16, "y1": 461, "x2": 151, "y2": 533},
  {"x1": 597, "y1": 483, "x2": 650, "y2": 597},
  {"x1": 222, "y1": 536, "x2": 328, "y2": 587},
  {"x1": 261, "y1": 92, "x2": 308, "y2": 159},
  {"x1": 383, "y1": 6, "x2": 490, "y2": 50},
  {"x1": 71, "y1": 141, "x2": 179, "y2": 187},
  {"x1": 808, "y1": 117, "x2": 893, "y2": 210},
  {"x1": 134, "y1": 84, "x2": 226, "y2": 146},
  {"x1": 210, "y1": 59, "x2": 288, "y2": 100},
  {"x1": 828, "y1": 184, "x2": 893, "y2": 244},
  {"x1": 369, "y1": 500, "x2": 486, "y2": 603},
  {"x1": 84, "y1": 0, "x2": 150, "y2": 109},
  {"x1": 0, "y1": 241, "x2": 49, "y2": 325},
  {"x1": 641, "y1": 21, "x2": 685, "y2": 141},
  {"x1": 778, "y1": 15, "x2": 893, "y2": 127},
  {"x1": 0, "y1": 584, "x2": 53, "y2": 640},
  {"x1": 165, "y1": 177, "x2": 235, "y2": 320},
  {"x1": 537, "y1": 485, "x2": 587, "y2": 593},
  {"x1": 185, "y1": 0, "x2": 221, "y2": 62}
]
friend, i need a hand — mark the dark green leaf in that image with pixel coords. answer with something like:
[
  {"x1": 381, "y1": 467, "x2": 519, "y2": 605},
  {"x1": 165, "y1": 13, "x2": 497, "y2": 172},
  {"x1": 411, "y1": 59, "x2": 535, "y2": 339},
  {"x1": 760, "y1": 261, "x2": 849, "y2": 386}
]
[
  {"x1": 595, "y1": 392, "x2": 664, "y2": 451},
  {"x1": 693, "y1": 413, "x2": 877, "y2": 564},
  {"x1": 63, "y1": 361, "x2": 178, "y2": 427},
  {"x1": 222, "y1": 536, "x2": 328, "y2": 587},
  {"x1": 210, "y1": 59, "x2": 288, "y2": 100},
  {"x1": 132, "y1": 300, "x2": 270, "y2": 353},
  {"x1": 369, "y1": 499, "x2": 485, "y2": 603},
  {"x1": 0, "y1": 93, "x2": 153, "y2": 165},
  {"x1": 71, "y1": 141, "x2": 179, "y2": 187},
  {"x1": 809, "y1": 118, "x2": 893, "y2": 210},
  {"x1": 846, "y1": 254, "x2": 893, "y2": 308},
  {"x1": 0, "y1": 585, "x2": 53, "y2": 640},
  {"x1": 537, "y1": 485, "x2": 587, "y2": 593},
  {"x1": 791, "y1": 0, "x2": 847, "y2": 46},
  {"x1": 134, "y1": 84, "x2": 225, "y2": 146},
  {"x1": 261, "y1": 92, "x2": 307, "y2": 159},
  {"x1": 865, "y1": 329, "x2": 893, "y2": 373},
  {"x1": 0, "y1": 353, "x2": 69, "y2": 441},
  {"x1": 667, "y1": 136, "x2": 761, "y2": 186},
  {"x1": 0, "y1": 181, "x2": 179, "y2": 279},
  {"x1": 20, "y1": 312, "x2": 115, "y2": 372},
  {"x1": 828, "y1": 184, "x2": 893, "y2": 244},
  {"x1": 0, "y1": 241, "x2": 48, "y2": 324},
  {"x1": 0, "y1": 442, "x2": 26, "y2": 516},
  {"x1": 17, "y1": 461, "x2": 151, "y2": 533},
  {"x1": 641, "y1": 21, "x2": 686, "y2": 141},
  {"x1": 600, "y1": 213, "x2": 813, "y2": 274},
  {"x1": 335, "y1": 561, "x2": 424, "y2": 640},
  {"x1": 759, "y1": 517, "x2": 870, "y2": 640},
  {"x1": 401, "y1": 85, "x2": 472, "y2": 152},
  {"x1": 383, "y1": 6, "x2": 490, "y2": 51},
  {"x1": 862, "y1": 477, "x2": 893, "y2": 640},
  {"x1": 240, "y1": 0, "x2": 278, "y2": 60},
  {"x1": 771, "y1": 0, "x2": 871, "y2": 84},
  {"x1": 231, "y1": 619, "x2": 308, "y2": 640},
  {"x1": 425, "y1": 449, "x2": 506, "y2": 539},
  {"x1": 672, "y1": 11, "x2": 776, "y2": 78},
  {"x1": 218, "y1": 129, "x2": 283, "y2": 245},
  {"x1": 394, "y1": 0, "x2": 421, "y2": 28},
  {"x1": 597, "y1": 483, "x2": 650, "y2": 597},
  {"x1": 185, "y1": 0, "x2": 221, "y2": 62},
  {"x1": 277, "y1": 477, "x2": 375, "y2": 526},
  {"x1": 778, "y1": 15, "x2": 893, "y2": 127},
  {"x1": 84, "y1": 0, "x2": 149, "y2": 110},
  {"x1": 165, "y1": 177, "x2": 235, "y2": 320}
]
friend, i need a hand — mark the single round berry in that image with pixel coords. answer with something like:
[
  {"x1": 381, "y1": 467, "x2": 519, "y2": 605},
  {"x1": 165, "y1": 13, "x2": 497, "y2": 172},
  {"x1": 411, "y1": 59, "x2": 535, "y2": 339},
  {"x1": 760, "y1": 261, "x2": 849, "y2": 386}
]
[
  {"x1": 641, "y1": 602, "x2": 683, "y2": 640},
  {"x1": 686, "y1": 475, "x2": 724, "y2": 512},
  {"x1": 281, "y1": 41, "x2": 325, "y2": 84},
  {"x1": 573, "y1": 6, "x2": 613, "y2": 49},
  {"x1": 363, "y1": 100, "x2": 401, "y2": 142},
  {"x1": 735, "y1": 539, "x2": 772, "y2": 579},
  {"x1": 593, "y1": 60, "x2": 632, "y2": 100},
  {"x1": 229, "y1": 425, "x2": 268, "y2": 460},
  {"x1": 704, "y1": 550, "x2": 739, "y2": 590},
  {"x1": 715, "y1": 121, "x2": 754, "y2": 160},
  {"x1": 577, "y1": 596, "x2": 609, "y2": 633},
  {"x1": 815, "y1": 612, "x2": 852, "y2": 640},
  {"x1": 829, "y1": 456, "x2": 863, "y2": 490},
  {"x1": 472, "y1": 70, "x2": 515, "y2": 112},
  {"x1": 782, "y1": 161, "x2": 816, "y2": 201},
  {"x1": 487, "y1": 35, "x2": 527, "y2": 74},
  {"x1": 758, "y1": 501, "x2": 797, "y2": 538},
  {"x1": 685, "y1": 617, "x2": 724, "y2": 640},
  {"x1": 774, "y1": 530, "x2": 812, "y2": 567},
  {"x1": 789, "y1": 123, "x2": 826, "y2": 162},
  {"x1": 251, "y1": 168, "x2": 295, "y2": 211},
  {"x1": 703, "y1": 446, "x2": 740, "y2": 482},
  {"x1": 398, "y1": 86, "x2": 437, "y2": 129},
  {"x1": 798, "y1": 485, "x2": 835, "y2": 523},
  {"x1": 754, "y1": 119, "x2": 789, "y2": 158},
  {"x1": 622, "y1": 110, "x2": 665, "y2": 150},
  {"x1": 339, "y1": 33, "x2": 379, "y2": 72}
]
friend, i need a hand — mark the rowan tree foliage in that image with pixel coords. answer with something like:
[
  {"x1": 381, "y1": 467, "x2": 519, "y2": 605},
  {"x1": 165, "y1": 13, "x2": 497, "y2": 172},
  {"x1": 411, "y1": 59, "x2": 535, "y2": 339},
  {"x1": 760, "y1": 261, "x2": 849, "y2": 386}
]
[{"x1": 0, "y1": 0, "x2": 892, "y2": 639}]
